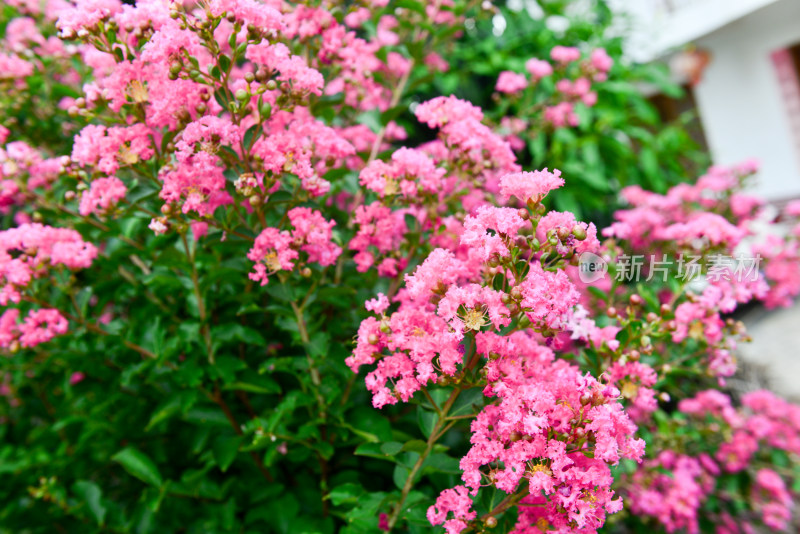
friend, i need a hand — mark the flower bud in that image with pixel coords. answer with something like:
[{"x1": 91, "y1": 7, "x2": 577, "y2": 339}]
[
  {"x1": 265, "y1": 80, "x2": 277, "y2": 91},
  {"x1": 259, "y1": 101, "x2": 272, "y2": 118},
  {"x1": 607, "y1": 307, "x2": 617, "y2": 318},
  {"x1": 572, "y1": 225, "x2": 587, "y2": 240},
  {"x1": 629, "y1": 294, "x2": 643, "y2": 306},
  {"x1": 169, "y1": 61, "x2": 182, "y2": 76},
  {"x1": 244, "y1": 72, "x2": 255, "y2": 83},
  {"x1": 660, "y1": 303, "x2": 671, "y2": 315},
  {"x1": 300, "y1": 267, "x2": 312, "y2": 278},
  {"x1": 485, "y1": 516, "x2": 498, "y2": 528},
  {"x1": 367, "y1": 334, "x2": 379, "y2": 345},
  {"x1": 248, "y1": 195, "x2": 262, "y2": 207},
  {"x1": 509, "y1": 287, "x2": 522, "y2": 300},
  {"x1": 517, "y1": 208, "x2": 529, "y2": 220},
  {"x1": 646, "y1": 312, "x2": 658, "y2": 323},
  {"x1": 235, "y1": 89, "x2": 249, "y2": 102},
  {"x1": 64, "y1": 191, "x2": 76, "y2": 201}
]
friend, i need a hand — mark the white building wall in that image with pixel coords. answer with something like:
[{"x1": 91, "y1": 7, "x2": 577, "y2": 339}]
[{"x1": 692, "y1": 0, "x2": 800, "y2": 201}]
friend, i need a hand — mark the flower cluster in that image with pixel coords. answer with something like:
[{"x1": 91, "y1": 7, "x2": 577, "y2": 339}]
[
  {"x1": 625, "y1": 389, "x2": 800, "y2": 533},
  {"x1": 350, "y1": 169, "x2": 644, "y2": 532},
  {"x1": 0, "y1": 223, "x2": 98, "y2": 305},
  {"x1": 495, "y1": 47, "x2": 613, "y2": 130},
  {"x1": 248, "y1": 207, "x2": 340, "y2": 285},
  {"x1": 0, "y1": 307, "x2": 69, "y2": 349}
]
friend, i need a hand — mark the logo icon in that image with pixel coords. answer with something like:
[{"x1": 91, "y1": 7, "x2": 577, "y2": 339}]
[{"x1": 578, "y1": 252, "x2": 608, "y2": 283}]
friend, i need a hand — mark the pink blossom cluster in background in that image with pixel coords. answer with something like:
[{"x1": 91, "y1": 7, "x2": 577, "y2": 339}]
[
  {"x1": 627, "y1": 389, "x2": 800, "y2": 533},
  {"x1": 495, "y1": 46, "x2": 613, "y2": 133}
]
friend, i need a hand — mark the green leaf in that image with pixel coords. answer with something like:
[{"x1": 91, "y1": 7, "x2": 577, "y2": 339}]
[
  {"x1": 111, "y1": 447, "x2": 163, "y2": 488},
  {"x1": 307, "y1": 331, "x2": 330, "y2": 358},
  {"x1": 146, "y1": 391, "x2": 197, "y2": 431},
  {"x1": 213, "y1": 435, "x2": 244, "y2": 472},
  {"x1": 380, "y1": 442, "x2": 403, "y2": 456},
  {"x1": 327, "y1": 483, "x2": 364, "y2": 506},
  {"x1": 417, "y1": 406, "x2": 438, "y2": 438},
  {"x1": 218, "y1": 54, "x2": 231, "y2": 74},
  {"x1": 73, "y1": 481, "x2": 107, "y2": 526},
  {"x1": 354, "y1": 443, "x2": 397, "y2": 462},
  {"x1": 222, "y1": 377, "x2": 280, "y2": 395},
  {"x1": 393, "y1": 464, "x2": 411, "y2": 490},
  {"x1": 449, "y1": 388, "x2": 483, "y2": 417},
  {"x1": 422, "y1": 452, "x2": 460, "y2": 474}
]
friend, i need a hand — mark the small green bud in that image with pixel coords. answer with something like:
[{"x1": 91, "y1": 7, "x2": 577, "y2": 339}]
[{"x1": 572, "y1": 225, "x2": 587, "y2": 240}]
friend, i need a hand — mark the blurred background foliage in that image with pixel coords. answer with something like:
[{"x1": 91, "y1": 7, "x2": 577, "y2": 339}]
[{"x1": 416, "y1": 0, "x2": 710, "y2": 223}]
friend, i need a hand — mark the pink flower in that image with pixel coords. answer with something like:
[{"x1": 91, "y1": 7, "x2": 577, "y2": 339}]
[
  {"x1": 495, "y1": 71, "x2": 527, "y2": 94},
  {"x1": 56, "y1": 0, "x2": 122, "y2": 37},
  {"x1": 247, "y1": 228, "x2": 297, "y2": 286},
  {"x1": 377, "y1": 512, "x2": 390, "y2": 532},
  {"x1": 18, "y1": 308, "x2": 69, "y2": 347},
  {"x1": 460, "y1": 206, "x2": 528, "y2": 261},
  {"x1": 590, "y1": 48, "x2": 613, "y2": 73},
  {"x1": 427, "y1": 485, "x2": 476, "y2": 534},
  {"x1": 70, "y1": 371, "x2": 86, "y2": 385},
  {"x1": 550, "y1": 46, "x2": 581, "y2": 63},
  {"x1": 365, "y1": 293, "x2": 390, "y2": 315},
  {"x1": 79, "y1": 176, "x2": 127, "y2": 216},
  {"x1": 525, "y1": 58, "x2": 553, "y2": 79},
  {"x1": 0, "y1": 224, "x2": 98, "y2": 305},
  {"x1": 287, "y1": 207, "x2": 341, "y2": 267},
  {"x1": 414, "y1": 95, "x2": 484, "y2": 129}
]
